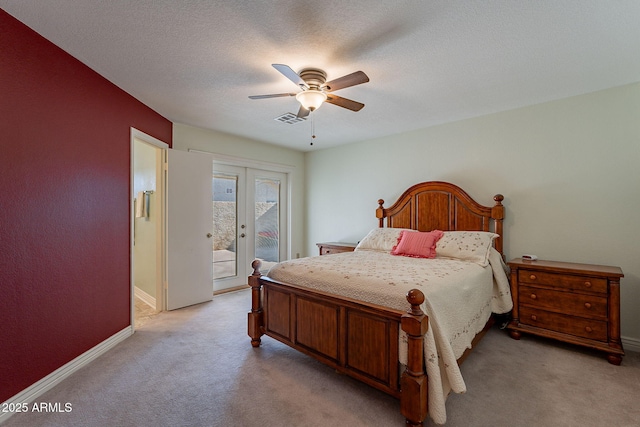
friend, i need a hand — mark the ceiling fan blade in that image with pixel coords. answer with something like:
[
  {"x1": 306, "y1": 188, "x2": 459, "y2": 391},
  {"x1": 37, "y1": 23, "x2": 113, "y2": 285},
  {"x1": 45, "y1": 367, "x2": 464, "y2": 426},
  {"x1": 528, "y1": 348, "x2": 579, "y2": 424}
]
[
  {"x1": 296, "y1": 105, "x2": 310, "y2": 119},
  {"x1": 248, "y1": 93, "x2": 296, "y2": 99},
  {"x1": 325, "y1": 94, "x2": 365, "y2": 112},
  {"x1": 323, "y1": 71, "x2": 369, "y2": 92},
  {"x1": 272, "y1": 64, "x2": 308, "y2": 89}
]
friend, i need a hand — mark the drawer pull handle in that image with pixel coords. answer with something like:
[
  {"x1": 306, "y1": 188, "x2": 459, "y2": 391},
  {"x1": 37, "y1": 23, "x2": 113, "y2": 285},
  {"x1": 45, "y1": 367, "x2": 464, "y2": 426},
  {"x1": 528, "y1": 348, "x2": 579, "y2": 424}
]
[
  {"x1": 530, "y1": 293, "x2": 537, "y2": 300},
  {"x1": 584, "y1": 281, "x2": 592, "y2": 288},
  {"x1": 584, "y1": 302, "x2": 592, "y2": 309},
  {"x1": 529, "y1": 274, "x2": 537, "y2": 280},
  {"x1": 530, "y1": 315, "x2": 537, "y2": 321},
  {"x1": 585, "y1": 326, "x2": 593, "y2": 333}
]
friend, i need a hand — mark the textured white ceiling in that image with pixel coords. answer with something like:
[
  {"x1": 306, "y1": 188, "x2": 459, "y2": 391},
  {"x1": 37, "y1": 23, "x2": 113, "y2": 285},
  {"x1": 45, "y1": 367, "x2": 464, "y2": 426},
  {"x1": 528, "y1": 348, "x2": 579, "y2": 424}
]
[{"x1": 3, "y1": 0, "x2": 640, "y2": 151}]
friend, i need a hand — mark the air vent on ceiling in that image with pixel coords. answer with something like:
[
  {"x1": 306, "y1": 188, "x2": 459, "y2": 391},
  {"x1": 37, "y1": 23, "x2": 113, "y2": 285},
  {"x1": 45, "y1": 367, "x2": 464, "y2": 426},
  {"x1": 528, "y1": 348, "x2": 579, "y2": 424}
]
[{"x1": 274, "y1": 112, "x2": 307, "y2": 125}]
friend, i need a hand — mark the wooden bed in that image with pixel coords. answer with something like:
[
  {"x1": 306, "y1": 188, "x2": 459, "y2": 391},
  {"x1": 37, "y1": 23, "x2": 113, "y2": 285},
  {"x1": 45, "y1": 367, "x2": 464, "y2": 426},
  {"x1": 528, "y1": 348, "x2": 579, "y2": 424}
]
[{"x1": 248, "y1": 181, "x2": 505, "y2": 426}]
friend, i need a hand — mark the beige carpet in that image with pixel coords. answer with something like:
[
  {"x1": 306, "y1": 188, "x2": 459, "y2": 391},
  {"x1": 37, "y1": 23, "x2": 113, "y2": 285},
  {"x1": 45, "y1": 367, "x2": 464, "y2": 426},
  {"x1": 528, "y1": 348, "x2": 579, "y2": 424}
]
[{"x1": 4, "y1": 289, "x2": 639, "y2": 427}]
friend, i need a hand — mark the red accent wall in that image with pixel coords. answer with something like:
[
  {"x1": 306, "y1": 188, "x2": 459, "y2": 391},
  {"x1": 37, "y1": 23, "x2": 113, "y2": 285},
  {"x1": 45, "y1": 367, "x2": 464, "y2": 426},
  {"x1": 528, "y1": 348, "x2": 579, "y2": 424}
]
[{"x1": 0, "y1": 10, "x2": 172, "y2": 402}]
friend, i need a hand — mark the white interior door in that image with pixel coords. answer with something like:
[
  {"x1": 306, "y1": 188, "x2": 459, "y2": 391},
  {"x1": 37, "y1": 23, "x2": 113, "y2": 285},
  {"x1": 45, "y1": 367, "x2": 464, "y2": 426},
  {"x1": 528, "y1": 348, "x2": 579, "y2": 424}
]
[{"x1": 166, "y1": 149, "x2": 213, "y2": 310}]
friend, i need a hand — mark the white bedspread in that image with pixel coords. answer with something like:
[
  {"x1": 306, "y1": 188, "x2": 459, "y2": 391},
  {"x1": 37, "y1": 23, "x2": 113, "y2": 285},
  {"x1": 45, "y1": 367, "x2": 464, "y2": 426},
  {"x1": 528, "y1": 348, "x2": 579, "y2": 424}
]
[{"x1": 266, "y1": 248, "x2": 512, "y2": 424}]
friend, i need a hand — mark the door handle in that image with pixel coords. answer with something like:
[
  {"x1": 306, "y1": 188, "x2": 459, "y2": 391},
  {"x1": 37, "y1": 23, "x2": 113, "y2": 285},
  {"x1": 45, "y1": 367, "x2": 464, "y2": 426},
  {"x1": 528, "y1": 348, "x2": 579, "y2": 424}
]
[{"x1": 206, "y1": 233, "x2": 212, "y2": 238}]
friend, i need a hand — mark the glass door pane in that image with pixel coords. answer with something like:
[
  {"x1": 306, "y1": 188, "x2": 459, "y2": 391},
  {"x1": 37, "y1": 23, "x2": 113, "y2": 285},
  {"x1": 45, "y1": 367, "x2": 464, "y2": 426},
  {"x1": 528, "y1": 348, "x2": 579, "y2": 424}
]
[
  {"x1": 254, "y1": 177, "x2": 280, "y2": 273},
  {"x1": 212, "y1": 164, "x2": 247, "y2": 292},
  {"x1": 212, "y1": 173, "x2": 237, "y2": 280}
]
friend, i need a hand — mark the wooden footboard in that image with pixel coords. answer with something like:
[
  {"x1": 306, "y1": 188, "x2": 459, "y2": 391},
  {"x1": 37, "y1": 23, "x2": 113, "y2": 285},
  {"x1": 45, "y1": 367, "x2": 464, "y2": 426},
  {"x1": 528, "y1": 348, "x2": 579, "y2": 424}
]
[{"x1": 248, "y1": 260, "x2": 429, "y2": 426}]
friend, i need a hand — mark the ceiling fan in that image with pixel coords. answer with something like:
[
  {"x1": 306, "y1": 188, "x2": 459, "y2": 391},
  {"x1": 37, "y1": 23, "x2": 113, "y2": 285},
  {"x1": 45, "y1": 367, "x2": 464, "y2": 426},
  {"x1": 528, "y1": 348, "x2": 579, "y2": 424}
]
[{"x1": 249, "y1": 64, "x2": 370, "y2": 118}]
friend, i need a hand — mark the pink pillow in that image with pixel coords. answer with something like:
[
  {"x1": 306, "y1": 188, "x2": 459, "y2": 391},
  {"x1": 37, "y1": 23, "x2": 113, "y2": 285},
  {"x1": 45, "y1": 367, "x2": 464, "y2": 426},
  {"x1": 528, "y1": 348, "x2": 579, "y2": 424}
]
[{"x1": 391, "y1": 230, "x2": 444, "y2": 258}]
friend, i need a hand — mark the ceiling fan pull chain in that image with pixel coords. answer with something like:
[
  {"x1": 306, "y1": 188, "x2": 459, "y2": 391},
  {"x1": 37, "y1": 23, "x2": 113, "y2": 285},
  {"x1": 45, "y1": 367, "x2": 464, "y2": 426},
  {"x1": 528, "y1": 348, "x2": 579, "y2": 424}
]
[{"x1": 310, "y1": 112, "x2": 316, "y2": 146}]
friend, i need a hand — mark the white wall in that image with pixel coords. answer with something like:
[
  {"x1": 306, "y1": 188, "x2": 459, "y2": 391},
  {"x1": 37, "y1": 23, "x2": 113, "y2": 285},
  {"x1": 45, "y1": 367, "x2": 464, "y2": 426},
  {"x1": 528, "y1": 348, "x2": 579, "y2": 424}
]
[
  {"x1": 305, "y1": 82, "x2": 640, "y2": 346},
  {"x1": 172, "y1": 123, "x2": 306, "y2": 262}
]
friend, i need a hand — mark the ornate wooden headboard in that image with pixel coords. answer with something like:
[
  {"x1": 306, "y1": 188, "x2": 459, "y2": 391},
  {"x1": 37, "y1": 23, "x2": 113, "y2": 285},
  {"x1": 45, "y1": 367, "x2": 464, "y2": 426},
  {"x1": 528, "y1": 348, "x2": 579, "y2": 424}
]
[{"x1": 376, "y1": 181, "x2": 505, "y2": 255}]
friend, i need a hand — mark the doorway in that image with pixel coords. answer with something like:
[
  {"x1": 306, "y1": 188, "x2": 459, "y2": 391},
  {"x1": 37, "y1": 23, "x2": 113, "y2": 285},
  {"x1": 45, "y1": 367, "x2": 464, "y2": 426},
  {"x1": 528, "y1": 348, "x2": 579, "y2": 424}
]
[
  {"x1": 131, "y1": 134, "x2": 217, "y2": 324},
  {"x1": 212, "y1": 165, "x2": 288, "y2": 293},
  {"x1": 131, "y1": 131, "x2": 166, "y2": 328}
]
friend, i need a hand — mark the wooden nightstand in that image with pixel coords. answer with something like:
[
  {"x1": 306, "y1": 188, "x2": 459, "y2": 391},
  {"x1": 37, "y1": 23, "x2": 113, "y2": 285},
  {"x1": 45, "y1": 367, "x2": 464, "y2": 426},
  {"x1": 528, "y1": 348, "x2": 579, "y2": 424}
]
[
  {"x1": 316, "y1": 242, "x2": 357, "y2": 256},
  {"x1": 507, "y1": 259, "x2": 624, "y2": 365}
]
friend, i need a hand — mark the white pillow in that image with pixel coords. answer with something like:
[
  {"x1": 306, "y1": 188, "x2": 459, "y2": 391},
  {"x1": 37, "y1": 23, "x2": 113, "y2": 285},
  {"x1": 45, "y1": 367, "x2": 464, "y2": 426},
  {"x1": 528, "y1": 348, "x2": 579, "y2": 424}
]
[
  {"x1": 435, "y1": 231, "x2": 499, "y2": 266},
  {"x1": 355, "y1": 228, "x2": 409, "y2": 252}
]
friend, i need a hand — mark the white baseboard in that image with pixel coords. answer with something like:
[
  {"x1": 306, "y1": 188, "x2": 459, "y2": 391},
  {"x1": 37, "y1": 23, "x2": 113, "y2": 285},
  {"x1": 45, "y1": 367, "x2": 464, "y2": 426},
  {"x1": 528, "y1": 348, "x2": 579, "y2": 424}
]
[
  {"x1": 134, "y1": 286, "x2": 156, "y2": 310},
  {"x1": 0, "y1": 326, "x2": 133, "y2": 424},
  {"x1": 622, "y1": 335, "x2": 640, "y2": 353}
]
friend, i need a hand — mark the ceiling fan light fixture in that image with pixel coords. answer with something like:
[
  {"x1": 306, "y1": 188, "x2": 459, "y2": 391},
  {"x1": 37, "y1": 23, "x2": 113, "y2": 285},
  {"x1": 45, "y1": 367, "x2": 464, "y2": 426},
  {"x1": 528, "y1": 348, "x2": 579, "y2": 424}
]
[{"x1": 296, "y1": 90, "x2": 327, "y2": 111}]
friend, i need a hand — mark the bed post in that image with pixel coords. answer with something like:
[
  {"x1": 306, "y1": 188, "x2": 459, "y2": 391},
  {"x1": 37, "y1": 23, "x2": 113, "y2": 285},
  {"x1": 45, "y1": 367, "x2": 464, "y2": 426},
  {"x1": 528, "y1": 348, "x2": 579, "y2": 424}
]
[
  {"x1": 400, "y1": 289, "x2": 428, "y2": 427},
  {"x1": 491, "y1": 194, "x2": 504, "y2": 256},
  {"x1": 376, "y1": 199, "x2": 385, "y2": 227},
  {"x1": 248, "y1": 259, "x2": 264, "y2": 347}
]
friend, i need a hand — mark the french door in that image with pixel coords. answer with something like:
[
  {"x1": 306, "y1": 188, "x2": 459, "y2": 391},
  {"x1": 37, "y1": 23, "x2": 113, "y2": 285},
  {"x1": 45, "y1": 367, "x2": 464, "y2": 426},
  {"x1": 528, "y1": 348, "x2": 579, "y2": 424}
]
[{"x1": 212, "y1": 165, "x2": 288, "y2": 292}]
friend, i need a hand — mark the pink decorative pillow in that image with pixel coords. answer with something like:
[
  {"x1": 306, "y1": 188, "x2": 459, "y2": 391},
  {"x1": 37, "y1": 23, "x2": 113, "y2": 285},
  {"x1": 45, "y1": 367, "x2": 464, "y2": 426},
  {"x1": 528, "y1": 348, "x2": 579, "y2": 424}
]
[{"x1": 391, "y1": 230, "x2": 444, "y2": 258}]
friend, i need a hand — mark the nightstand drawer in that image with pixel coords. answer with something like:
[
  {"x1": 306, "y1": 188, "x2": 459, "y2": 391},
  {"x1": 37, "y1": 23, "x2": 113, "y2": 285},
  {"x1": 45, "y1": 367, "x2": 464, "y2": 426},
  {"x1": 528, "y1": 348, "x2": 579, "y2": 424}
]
[
  {"x1": 520, "y1": 285, "x2": 608, "y2": 319},
  {"x1": 316, "y1": 242, "x2": 357, "y2": 256},
  {"x1": 320, "y1": 246, "x2": 350, "y2": 255},
  {"x1": 518, "y1": 270, "x2": 607, "y2": 294},
  {"x1": 520, "y1": 307, "x2": 608, "y2": 341}
]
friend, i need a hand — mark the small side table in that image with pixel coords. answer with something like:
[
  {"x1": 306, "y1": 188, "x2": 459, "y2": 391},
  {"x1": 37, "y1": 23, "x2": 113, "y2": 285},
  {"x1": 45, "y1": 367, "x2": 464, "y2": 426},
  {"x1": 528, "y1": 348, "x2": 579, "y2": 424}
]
[
  {"x1": 507, "y1": 258, "x2": 624, "y2": 365},
  {"x1": 316, "y1": 242, "x2": 357, "y2": 256}
]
